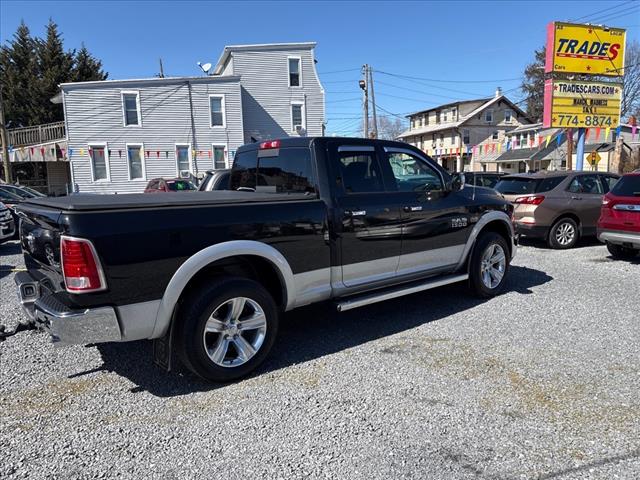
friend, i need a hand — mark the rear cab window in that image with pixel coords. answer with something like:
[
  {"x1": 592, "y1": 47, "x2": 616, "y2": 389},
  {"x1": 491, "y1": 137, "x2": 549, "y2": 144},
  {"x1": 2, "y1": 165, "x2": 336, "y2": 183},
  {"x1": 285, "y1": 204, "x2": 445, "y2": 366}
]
[
  {"x1": 611, "y1": 175, "x2": 640, "y2": 197},
  {"x1": 230, "y1": 146, "x2": 317, "y2": 194}
]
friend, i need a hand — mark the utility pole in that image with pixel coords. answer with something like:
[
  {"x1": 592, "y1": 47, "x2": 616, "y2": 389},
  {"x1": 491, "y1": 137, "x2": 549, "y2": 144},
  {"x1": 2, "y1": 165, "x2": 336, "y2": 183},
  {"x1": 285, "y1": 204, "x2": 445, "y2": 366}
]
[
  {"x1": 566, "y1": 129, "x2": 573, "y2": 171},
  {"x1": 359, "y1": 65, "x2": 369, "y2": 138},
  {"x1": 0, "y1": 88, "x2": 12, "y2": 184},
  {"x1": 368, "y1": 65, "x2": 378, "y2": 139}
]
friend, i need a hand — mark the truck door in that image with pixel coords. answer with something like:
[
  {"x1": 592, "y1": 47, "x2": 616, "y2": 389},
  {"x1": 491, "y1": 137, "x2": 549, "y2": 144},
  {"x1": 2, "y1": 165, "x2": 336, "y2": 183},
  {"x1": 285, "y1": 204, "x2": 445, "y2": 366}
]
[
  {"x1": 381, "y1": 146, "x2": 473, "y2": 276},
  {"x1": 330, "y1": 144, "x2": 403, "y2": 287}
]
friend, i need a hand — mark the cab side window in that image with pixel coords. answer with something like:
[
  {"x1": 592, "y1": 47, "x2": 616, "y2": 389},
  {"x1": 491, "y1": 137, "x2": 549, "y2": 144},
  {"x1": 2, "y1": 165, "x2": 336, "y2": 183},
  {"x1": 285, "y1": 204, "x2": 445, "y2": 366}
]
[
  {"x1": 337, "y1": 152, "x2": 384, "y2": 194},
  {"x1": 568, "y1": 175, "x2": 603, "y2": 194},
  {"x1": 385, "y1": 152, "x2": 443, "y2": 192}
]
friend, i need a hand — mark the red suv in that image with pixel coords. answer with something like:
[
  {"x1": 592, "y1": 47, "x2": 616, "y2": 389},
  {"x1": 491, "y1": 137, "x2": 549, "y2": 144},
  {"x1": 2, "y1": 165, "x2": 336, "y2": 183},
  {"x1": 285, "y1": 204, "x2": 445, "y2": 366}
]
[{"x1": 597, "y1": 172, "x2": 640, "y2": 259}]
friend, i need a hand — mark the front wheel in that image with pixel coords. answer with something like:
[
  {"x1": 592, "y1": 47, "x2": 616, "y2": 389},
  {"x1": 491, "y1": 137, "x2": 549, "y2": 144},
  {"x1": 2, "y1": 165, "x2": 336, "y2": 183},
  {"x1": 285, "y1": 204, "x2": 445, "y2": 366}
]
[
  {"x1": 606, "y1": 242, "x2": 639, "y2": 260},
  {"x1": 548, "y1": 218, "x2": 579, "y2": 249},
  {"x1": 175, "y1": 277, "x2": 279, "y2": 382},
  {"x1": 469, "y1": 232, "x2": 510, "y2": 298}
]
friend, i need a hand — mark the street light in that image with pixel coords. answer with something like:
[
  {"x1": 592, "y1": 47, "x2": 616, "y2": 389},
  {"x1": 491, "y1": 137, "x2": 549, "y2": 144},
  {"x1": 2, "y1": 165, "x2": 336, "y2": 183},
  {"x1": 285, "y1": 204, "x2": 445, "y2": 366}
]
[{"x1": 359, "y1": 79, "x2": 366, "y2": 90}]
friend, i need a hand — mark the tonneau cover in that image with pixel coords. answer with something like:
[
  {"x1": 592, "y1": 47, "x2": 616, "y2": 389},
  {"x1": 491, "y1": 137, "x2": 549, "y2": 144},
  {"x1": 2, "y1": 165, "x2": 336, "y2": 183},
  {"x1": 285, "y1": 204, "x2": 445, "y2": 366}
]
[{"x1": 22, "y1": 191, "x2": 314, "y2": 212}]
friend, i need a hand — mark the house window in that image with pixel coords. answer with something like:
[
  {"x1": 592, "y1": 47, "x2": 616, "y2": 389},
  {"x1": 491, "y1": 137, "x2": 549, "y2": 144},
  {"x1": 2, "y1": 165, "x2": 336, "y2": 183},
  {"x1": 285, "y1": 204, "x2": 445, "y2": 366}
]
[
  {"x1": 176, "y1": 145, "x2": 191, "y2": 174},
  {"x1": 288, "y1": 57, "x2": 301, "y2": 87},
  {"x1": 452, "y1": 107, "x2": 457, "y2": 120},
  {"x1": 127, "y1": 144, "x2": 144, "y2": 180},
  {"x1": 504, "y1": 109, "x2": 513, "y2": 123},
  {"x1": 451, "y1": 131, "x2": 456, "y2": 145},
  {"x1": 484, "y1": 109, "x2": 493, "y2": 123},
  {"x1": 421, "y1": 116, "x2": 425, "y2": 127},
  {"x1": 291, "y1": 103, "x2": 304, "y2": 132},
  {"x1": 213, "y1": 145, "x2": 226, "y2": 169},
  {"x1": 463, "y1": 129, "x2": 470, "y2": 144},
  {"x1": 443, "y1": 110, "x2": 448, "y2": 122},
  {"x1": 436, "y1": 111, "x2": 441, "y2": 123},
  {"x1": 209, "y1": 95, "x2": 225, "y2": 127},
  {"x1": 122, "y1": 92, "x2": 140, "y2": 126},
  {"x1": 492, "y1": 130, "x2": 499, "y2": 140},
  {"x1": 90, "y1": 145, "x2": 109, "y2": 181}
]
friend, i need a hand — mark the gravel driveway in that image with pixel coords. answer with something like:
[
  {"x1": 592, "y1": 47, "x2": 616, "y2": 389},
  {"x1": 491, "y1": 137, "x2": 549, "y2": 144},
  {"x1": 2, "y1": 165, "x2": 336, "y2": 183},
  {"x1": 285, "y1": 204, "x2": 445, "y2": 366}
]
[{"x1": 1, "y1": 239, "x2": 639, "y2": 479}]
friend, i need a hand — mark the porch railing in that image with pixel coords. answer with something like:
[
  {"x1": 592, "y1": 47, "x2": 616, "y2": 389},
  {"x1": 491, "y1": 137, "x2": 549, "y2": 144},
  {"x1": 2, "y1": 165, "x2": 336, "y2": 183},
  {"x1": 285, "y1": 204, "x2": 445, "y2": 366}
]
[{"x1": 1, "y1": 121, "x2": 66, "y2": 148}]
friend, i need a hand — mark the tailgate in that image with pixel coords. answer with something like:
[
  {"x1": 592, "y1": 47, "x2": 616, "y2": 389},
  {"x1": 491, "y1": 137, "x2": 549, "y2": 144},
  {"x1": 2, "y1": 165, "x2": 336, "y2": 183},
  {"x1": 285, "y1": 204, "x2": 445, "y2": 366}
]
[{"x1": 17, "y1": 203, "x2": 65, "y2": 284}]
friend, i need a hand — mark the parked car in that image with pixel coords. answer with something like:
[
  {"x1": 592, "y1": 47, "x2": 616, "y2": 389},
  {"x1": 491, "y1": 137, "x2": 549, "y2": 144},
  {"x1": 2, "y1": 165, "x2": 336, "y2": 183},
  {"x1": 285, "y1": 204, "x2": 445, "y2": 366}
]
[
  {"x1": 198, "y1": 169, "x2": 231, "y2": 191},
  {"x1": 0, "y1": 202, "x2": 16, "y2": 244},
  {"x1": 144, "y1": 178, "x2": 197, "y2": 193},
  {"x1": 15, "y1": 137, "x2": 516, "y2": 382},
  {"x1": 495, "y1": 171, "x2": 619, "y2": 249},
  {"x1": 0, "y1": 184, "x2": 46, "y2": 199},
  {"x1": 597, "y1": 171, "x2": 640, "y2": 259},
  {"x1": 463, "y1": 172, "x2": 505, "y2": 189},
  {"x1": 0, "y1": 188, "x2": 24, "y2": 239}
]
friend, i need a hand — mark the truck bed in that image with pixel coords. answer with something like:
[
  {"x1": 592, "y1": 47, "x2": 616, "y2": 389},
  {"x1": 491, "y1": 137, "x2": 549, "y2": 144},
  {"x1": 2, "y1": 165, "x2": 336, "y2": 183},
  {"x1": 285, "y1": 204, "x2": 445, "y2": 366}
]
[{"x1": 22, "y1": 191, "x2": 313, "y2": 212}]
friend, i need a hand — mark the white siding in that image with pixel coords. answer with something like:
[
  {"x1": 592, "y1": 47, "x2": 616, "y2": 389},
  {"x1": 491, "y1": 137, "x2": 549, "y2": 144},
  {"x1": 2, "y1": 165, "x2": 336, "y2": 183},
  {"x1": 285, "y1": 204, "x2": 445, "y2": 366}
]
[
  {"x1": 63, "y1": 78, "x2": 243, "y2": 194},
  {"x1": 229, "y1": 48, "x2": 325, "y2": 142}
]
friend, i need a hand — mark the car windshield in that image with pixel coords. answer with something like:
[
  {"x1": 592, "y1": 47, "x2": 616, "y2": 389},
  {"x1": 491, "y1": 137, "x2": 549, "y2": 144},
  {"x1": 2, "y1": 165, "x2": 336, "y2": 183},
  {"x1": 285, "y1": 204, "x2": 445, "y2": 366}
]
[
  {"x1": 611, "y1": 175, "x2": 640, "y2": 196},
  {"x1": 19, "y1": 186, "x2": 46, "y2": 197},
  {"x1": 166, "y1": 180, "x2": 196, "y2": 191},
  {"x1": 0, "y1": 188, "x2": 22, "y2": 201},
  {"x1": 495, "y1": 177, "x2": 539, "y2": 195},
  {"x1": 1, "y1": 186, "x2": 37, "y2": 198}
]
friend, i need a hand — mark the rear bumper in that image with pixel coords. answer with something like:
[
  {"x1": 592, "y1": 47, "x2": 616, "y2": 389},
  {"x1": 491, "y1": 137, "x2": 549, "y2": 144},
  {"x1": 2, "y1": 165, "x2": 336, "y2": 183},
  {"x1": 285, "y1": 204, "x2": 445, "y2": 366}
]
[
  {"x1": 598, "y1": 229, "x2": 640, "y2": 249},
  {"x1": 14, "y1": 271, "x2": 121, "y2": 346},
  {"x1": 514, "y1": 222, "x2": 548, "y2": 239}
]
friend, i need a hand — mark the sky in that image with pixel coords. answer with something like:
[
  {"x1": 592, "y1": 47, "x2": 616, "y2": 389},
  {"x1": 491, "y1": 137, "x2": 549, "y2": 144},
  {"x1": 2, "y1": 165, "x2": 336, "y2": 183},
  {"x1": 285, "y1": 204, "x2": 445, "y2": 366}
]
[{"x1": 1, "y1": 0, "x2": 639, "y2": 136}]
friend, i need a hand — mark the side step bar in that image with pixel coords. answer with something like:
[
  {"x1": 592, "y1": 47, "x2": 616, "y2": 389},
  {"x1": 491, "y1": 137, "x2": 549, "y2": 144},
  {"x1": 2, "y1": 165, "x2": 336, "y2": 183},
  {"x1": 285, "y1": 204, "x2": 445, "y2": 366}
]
[{"x1": 336, "y1": 273, "x2": 469, "y2": 312}]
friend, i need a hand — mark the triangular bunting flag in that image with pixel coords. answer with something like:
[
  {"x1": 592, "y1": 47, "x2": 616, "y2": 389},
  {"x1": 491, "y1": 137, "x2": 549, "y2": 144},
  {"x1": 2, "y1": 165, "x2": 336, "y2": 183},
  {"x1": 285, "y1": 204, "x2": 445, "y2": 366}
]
[{"x1": 545, "y1": 136, "x2": 551, "y2": 147}]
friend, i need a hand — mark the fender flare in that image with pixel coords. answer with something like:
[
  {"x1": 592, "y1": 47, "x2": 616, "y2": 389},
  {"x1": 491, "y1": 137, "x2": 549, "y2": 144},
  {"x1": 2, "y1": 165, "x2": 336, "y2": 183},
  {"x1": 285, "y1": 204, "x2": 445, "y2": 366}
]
[
  {"x1": 455, "y1": 210, "x2": 515, "y2": 271},
  {"x1": 150, "y1": 240, "x2": 295, "y2": 338}
]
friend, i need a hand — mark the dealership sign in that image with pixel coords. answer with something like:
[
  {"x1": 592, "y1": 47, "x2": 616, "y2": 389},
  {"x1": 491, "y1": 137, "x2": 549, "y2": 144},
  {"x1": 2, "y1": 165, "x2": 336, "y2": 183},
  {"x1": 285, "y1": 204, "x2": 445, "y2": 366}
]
[
  {"x1": 545, "y1": 22, "x2": 626, "y2": 76},
  {"x1": 543, "y1": 79, "x2": 622, "y2": 128}
]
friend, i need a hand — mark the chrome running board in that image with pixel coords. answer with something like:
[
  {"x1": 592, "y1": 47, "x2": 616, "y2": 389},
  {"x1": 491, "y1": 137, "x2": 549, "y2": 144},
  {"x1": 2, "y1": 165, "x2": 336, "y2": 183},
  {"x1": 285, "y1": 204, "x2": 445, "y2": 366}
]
[{"x1": 336, "y1": 273, "x2": 469, "y2": 312}]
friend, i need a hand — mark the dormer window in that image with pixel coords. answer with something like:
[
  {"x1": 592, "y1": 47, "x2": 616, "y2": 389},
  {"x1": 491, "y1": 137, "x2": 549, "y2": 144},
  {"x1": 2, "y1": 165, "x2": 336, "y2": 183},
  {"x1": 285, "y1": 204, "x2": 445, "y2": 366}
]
[
  {"x1": 504, "y1": 109, "x2": 513, "y2": 123},
  {"x1": 288, "y1": 57, "x2": 301, "y2": 87},
  {"x1": 484, "y1": 109, "x2": 494, "y2": 123}
]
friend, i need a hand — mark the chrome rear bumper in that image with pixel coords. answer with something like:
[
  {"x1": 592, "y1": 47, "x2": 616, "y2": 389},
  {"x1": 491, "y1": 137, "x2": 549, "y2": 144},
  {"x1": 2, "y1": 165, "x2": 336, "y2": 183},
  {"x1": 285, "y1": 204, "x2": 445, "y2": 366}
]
[{"x1": 15, "y1": 271, "x2": 121, "y2": 346}]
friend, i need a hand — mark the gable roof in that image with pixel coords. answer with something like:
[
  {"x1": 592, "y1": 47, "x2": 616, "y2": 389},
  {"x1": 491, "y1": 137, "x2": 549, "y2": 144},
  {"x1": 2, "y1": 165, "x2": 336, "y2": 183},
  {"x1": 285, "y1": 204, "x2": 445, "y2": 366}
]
[
  {"x1": 213, "y1": 42, "x2": 317, "y2": 75},
  {"x1": 398, "y1": 95, "x2": 532, "y2": 138}
]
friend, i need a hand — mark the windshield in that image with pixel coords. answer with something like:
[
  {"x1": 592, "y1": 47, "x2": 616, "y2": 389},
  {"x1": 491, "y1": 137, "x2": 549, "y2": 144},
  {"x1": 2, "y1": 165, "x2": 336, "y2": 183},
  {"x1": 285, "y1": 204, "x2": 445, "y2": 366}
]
[
  {"x1": 1, "y1": 185, "x2": 37, "y2": 198},
  {"x1": 166, "y1": 180, "x2": 196, "y2": 191},
  {"x1": 495, "y1": 177, "x2": 539, "y2": 195},
  {"x1": 0, "y1": 188, "x2": 22, "y2": 202},
  {"x1": 611, "y1": 175, "x2": 640, "y2": 197}
]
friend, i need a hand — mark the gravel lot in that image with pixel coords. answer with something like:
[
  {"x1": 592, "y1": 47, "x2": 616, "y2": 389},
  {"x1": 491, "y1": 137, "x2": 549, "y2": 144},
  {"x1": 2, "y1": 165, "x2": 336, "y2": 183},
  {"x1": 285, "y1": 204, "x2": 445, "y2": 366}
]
[{"x1": 1, "y1": 239, "x2": 639, "y2": 479}]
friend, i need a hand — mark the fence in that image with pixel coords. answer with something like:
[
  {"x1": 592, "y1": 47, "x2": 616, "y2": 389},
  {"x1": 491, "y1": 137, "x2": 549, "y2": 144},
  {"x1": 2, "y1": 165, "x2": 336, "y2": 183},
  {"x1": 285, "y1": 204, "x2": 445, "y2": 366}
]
[{"x1": 1, "y1": 121, "x2": 66, "y2": 148}]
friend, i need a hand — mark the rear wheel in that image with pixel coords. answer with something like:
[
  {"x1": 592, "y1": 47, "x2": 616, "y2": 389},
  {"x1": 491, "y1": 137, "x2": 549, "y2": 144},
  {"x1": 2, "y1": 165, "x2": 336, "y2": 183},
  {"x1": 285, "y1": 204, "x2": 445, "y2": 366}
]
[
  {"x1": 469, "y1": 232, "x2": 510, "y2": 298},
  {"x1": 606, "y1": 242, "x2": 639, "y2": 260},
  {"x1": 175, "y1": 277, "x2": 279, "y2": 382},
  {"x1": 548, "y1": 218, "x2": 579, "y2": 249}
]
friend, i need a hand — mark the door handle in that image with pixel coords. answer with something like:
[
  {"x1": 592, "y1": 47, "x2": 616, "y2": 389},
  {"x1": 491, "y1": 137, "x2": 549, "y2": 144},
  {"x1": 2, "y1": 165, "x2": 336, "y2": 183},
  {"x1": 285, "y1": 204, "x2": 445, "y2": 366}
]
[
  {"x1": 571, "y1": 196, "x2": 582, "y2": 200},
  {"x1": 403, "y1": 206, "x2": 423, "y2": 212},
  {"x1": 346, "y1": 210, "x2": 366, "y2": 217}
]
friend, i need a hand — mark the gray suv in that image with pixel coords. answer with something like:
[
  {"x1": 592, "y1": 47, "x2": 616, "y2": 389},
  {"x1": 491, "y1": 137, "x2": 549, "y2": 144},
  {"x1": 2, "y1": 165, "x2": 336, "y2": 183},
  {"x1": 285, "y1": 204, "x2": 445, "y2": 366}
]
[{"x1": 495, "y1": 171, "x2": 619, "y2": 249}]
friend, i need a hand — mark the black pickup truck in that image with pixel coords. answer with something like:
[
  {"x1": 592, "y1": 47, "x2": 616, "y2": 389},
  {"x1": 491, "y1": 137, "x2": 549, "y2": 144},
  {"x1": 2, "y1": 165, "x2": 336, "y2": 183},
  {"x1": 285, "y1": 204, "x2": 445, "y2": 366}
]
[{"x1": 15, "y1": 137, "x2": 516, "y2": 382}]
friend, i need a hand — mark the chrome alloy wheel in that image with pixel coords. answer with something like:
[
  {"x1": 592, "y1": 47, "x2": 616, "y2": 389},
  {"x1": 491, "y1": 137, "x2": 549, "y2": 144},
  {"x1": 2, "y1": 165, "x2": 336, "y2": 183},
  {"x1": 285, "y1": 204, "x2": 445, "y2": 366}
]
[
  {"x1": 555, "y1": 222, "x2": 576, "y2": 246},
  {"x1": 480, "y1": 243, "x2": 506, "y2": 289},
  {"x1": 202, "y1": 297, "x2": 267, "y2": 368}
]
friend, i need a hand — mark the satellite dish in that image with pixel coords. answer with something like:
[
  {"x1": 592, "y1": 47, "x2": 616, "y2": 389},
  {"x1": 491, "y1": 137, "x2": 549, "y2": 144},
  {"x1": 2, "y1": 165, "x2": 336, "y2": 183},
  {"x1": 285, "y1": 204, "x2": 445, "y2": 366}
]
[{"x1": 197, "y1": 62, "x2": 212, "y2": 75}]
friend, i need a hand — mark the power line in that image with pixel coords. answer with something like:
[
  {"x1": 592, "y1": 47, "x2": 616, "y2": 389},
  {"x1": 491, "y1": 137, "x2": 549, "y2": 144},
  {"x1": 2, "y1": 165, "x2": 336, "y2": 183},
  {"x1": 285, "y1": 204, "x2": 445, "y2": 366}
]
[
  {"x1": 591, "y1": 6, "x2": 640, "y2": 24},
  {"x1": 318, "y1": 68, "x2": 360, "y2": 75},
  {"x1": 373, "y1": 69, "x2": 522, "y2": 85},
  {"x1": 571, "y1": 0, "x2": 634, "y2": 22}
]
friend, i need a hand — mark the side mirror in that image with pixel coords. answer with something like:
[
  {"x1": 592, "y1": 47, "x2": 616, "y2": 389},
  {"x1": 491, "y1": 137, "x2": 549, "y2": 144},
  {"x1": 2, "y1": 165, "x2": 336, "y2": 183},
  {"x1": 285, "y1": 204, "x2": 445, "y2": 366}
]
[{"x1": 449, "y1": 172, "x2": 466, "y2": 192}]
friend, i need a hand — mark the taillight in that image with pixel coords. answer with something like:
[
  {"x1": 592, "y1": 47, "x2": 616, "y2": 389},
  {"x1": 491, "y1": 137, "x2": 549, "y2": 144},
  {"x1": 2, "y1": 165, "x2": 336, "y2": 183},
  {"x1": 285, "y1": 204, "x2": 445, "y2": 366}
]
[
  {"x1": 514, "y1": 195, "x2": 545, "y2": 205},
  {"x1": 260, "y1": 140, "x2": 280, "y2": 150},
  {"x1": 60, "y1": 236, "x2": 107, "y2": 293}
]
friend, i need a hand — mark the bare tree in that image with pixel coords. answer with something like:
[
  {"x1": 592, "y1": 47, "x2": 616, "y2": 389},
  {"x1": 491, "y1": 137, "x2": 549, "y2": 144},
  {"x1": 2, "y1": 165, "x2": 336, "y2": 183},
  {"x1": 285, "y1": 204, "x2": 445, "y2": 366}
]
[
  {"x1": 621, "y1": 40, "x2": 640, "y2": 121},
  {"x1": 377, "y1": 116, "x2": 407, "y2": 140}
]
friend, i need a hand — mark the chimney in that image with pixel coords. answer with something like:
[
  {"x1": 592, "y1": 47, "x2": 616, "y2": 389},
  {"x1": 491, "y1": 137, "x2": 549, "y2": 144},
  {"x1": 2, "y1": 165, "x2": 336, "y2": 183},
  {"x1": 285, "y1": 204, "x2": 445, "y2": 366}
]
[{"x1": 495, "y1": 87, "x2": 502, "y2": 98}]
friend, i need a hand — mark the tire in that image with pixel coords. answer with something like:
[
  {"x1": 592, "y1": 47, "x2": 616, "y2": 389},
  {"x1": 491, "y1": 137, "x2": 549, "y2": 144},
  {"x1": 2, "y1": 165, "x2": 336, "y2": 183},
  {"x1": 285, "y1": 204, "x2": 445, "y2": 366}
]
[
  {"x1": 606, "y1": 242, "x2": 639, "y2": 260},
  {"x1": 175, "y1": 277, "x2": 279, "y2": 382},
  {"x1": 469, "y1": 232, "x2": 510, "y2": 298},
  {"x1": 548, "y1": 217, "x2": 579, "y2": 249}
]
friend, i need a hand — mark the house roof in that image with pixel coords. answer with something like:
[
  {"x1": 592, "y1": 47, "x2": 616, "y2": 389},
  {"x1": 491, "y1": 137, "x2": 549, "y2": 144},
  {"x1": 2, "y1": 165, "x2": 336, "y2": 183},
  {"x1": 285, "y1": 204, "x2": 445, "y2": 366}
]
[
  {"x1": 398, "y1": 95, "x2": 533, "y2": 139},
  {"x1": 59, "y1": 75, "x2": 241, "y2": 91},
  {"x1": 213, "y1": 42, "x2": 317, "y2": 75},
  {"x1": 584, "y1": 142, "x2": 616, "y2": 153}
]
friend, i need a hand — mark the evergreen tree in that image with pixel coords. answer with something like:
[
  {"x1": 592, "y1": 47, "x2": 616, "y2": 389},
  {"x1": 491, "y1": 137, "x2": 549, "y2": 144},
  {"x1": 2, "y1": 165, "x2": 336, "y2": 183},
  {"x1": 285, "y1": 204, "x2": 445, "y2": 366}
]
[
  {"x1": 33, "y1": 18, "x2": 74, "y2": 124},
  {"x1": 0, "y1": 20, "x2": 37, "y2": 127},
  {"x1": 72, "y1": 43, "x2": 108, "y2": 82},
  {"x1": 520, "y1": 46, "x2": 546, "y2": 122}
]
